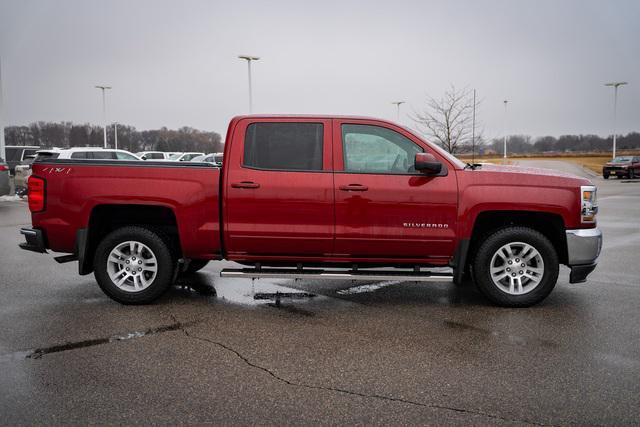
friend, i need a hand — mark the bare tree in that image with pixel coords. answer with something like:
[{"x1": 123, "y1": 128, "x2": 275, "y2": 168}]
[{"x1": 412, "y1": 85, "x2": 482, "y2": 155}]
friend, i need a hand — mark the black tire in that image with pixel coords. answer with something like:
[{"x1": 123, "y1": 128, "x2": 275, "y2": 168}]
[
  {"x1": 603, "y1": 173, "x2": 609, "y2": 179},
  {"x1": 94, "y1": 226, "x2": 175, "y2": 304},
  {"x1": 181, "y1": 259, "x2": 210, "y2": 275},
  {"x1": 472, "y1": 227, "x2": 559, "y2": 307},
  {"x1": 630, "y1": 169, "x2": 636, "y2": 179}
]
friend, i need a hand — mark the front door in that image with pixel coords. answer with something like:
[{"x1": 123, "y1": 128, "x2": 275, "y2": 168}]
[
  {"x1": 332, "y1": 120, "x2": 458, "y2": 263},
  {"x1": 224, "y1": 118, "x2": 334, "y2": 258}
]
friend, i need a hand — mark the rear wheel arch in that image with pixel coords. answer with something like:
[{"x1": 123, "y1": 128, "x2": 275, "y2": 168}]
[{"x1": 80, "y1": 204, "x2": 181, "y2": 275}]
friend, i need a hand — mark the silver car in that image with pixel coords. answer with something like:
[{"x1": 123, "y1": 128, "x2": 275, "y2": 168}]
[{"x1": 0, "y1": 158, "x2": 10, "y2": 196}]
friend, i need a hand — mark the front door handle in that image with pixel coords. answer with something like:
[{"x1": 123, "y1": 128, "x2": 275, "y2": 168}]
[
  {"x1": 231, "y1": 181, "x2": 260, "y2": 189},
  {"x1": 339, "y1": 184, "x2": 368, "y2": 192}
]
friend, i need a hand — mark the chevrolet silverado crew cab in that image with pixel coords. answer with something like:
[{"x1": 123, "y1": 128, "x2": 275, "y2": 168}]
[{"x1": 19, "y1": 115, "x2": 602, "y2": 307}]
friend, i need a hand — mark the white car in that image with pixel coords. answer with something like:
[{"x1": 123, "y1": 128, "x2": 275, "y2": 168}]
[
  {"x1": 136, "y1": 151, "x2": 172, "y2": 160},
  {"x1": 191, "y1": 153, "x2": 223, "y2": 166},
  {"x1": 35, "y1": 148, "x2": 141, "y2": 161},
  {"x1": 167, "y1": 152, "x2": 204, "y2": 162}
]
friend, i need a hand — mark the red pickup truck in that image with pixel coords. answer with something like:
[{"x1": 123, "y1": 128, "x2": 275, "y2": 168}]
[{"x1": 19, "y1": 115, "x2": 602, "y2": 307}]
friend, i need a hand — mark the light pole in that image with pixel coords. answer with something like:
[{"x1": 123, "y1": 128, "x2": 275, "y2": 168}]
[
  {"x1": 95, "y1": 85, "x2": 111, "y2": 148},
  {"x1": 471, "y1": 89, "x2": 476, "y2": 164},
  {"x1": 503, "y1": 100, "x2": 509, "y2": 160},
  {"x1": 391, "y1": 101, "x2": 405, "y2": 122},
  {"x1": 0, "y1": 56, "x2": 5, "y2": 161},
  {"x1": 604, "y1": 82, "x2": 628, "y2": 159},
  {"x1": 113, "y1": 122, "x2": 118, "y2": 150},
  {"x1": 238, "y1": 55, "x2": 260, "y2": 113}
]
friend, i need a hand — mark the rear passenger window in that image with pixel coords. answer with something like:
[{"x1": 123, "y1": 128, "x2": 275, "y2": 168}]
[
  {"x1": 244, "y1": 123, "x2": 323, "y2": 171},
  {"x1": 70, "y1": 152, "x2": 88, "y2": 159},
  {"x1": 151, "y1": 153, "x2": 164, "y2": 159}
]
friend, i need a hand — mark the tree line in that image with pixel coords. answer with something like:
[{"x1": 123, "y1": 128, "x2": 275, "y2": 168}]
[
  {"x1": 4, "y1": 122, "x2": 224, "y2": 154},
  {"x1": 484, "y1": 133, "x2": 640, "y2": 155}
]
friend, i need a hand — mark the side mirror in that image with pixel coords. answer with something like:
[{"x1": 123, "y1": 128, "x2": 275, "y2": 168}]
[{"x1": 414, "y1": 153, "x2": 442, "y2": 175}]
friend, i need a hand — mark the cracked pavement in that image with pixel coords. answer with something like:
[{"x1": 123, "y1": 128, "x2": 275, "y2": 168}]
[{"x1": 1, "y1": 160, "x2": 639, "y2": 425}]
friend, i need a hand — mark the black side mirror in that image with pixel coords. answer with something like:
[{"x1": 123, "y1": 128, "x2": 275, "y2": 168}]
[{"x1": 415, "y1": 153, "x2": 442, "y2": 175}]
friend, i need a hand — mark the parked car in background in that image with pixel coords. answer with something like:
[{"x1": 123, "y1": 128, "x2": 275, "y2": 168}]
[
  {"x1": 4, "y1": 145, "x2": 40, "y2": 174},
  {"x1": 0, "y1": 158, "x2": 10, "y2": 196},
  {"x1": 167, "y1": 152, "x2": 204, "y2": 162},
  {"x1": 603, "y1": 156, "x2": 640, "y2": 179},
  {"x1": 14, "y1": 156, "x2": 35, "y2": 197},
  {"x1": 191, "y1": 153, "x2": 223, "y2": 166},
  {"x1": 136, "y1": 151, "x2": 172, "y2": 160},
  {"x1": 35, "y1": 148, "x2": 141, "y2": 161}
]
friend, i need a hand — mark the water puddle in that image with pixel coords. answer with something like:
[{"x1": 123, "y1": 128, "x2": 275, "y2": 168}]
[{"x1": 336, "y1": 281, "x2": 402, "y2": 295}]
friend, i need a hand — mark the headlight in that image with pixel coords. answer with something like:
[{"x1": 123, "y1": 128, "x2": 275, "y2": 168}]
[{"x1": 581, "y1": 185, "x2": 598, "y2": 223}]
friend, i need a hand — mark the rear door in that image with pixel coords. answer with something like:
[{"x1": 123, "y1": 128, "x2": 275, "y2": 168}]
[
  {"x1": 224, "y1": 118, "x2": 334, "y2": 258},
  {"x1": 332, "y1": 119, "x2": 458, "y2": 262}
]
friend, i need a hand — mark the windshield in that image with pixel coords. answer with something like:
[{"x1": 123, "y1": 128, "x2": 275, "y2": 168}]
[
  {"x1": 612, "y1": 156, "x2": 632, "y2": 163},
  {"x1": 168, "y1": 153, "x2": 182, "y2": 160}
]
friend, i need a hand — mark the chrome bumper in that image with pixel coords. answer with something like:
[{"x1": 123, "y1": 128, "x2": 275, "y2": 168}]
[
  {"x1": 566, "y1": 228, "x2": 602, "y2": 266},
  {"x1": 565, "y1": 228, "x2": 602, "y2": 284}
]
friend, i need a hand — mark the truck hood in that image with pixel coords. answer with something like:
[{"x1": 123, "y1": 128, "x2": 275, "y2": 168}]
[{"x1": 471, "y1": 163, "x2": 592, "y2": 187}]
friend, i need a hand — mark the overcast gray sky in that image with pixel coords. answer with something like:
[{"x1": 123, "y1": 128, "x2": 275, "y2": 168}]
[{"x1": 1, "y1": 0, "x2": 638, "y2": 138}]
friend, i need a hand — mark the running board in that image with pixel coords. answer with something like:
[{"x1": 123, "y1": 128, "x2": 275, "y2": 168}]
[{"x1": 220, "y1": 268, "x2": 453, "y2": 282}]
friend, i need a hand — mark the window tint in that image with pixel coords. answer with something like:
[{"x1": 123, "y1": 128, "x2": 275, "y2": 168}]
[
  {"x1": 244, "y1": 123, "x2": 323, "y2": 171},
  {"x1": 150, "y1": 153, "x2": 164, "y2": 159},
  {"x1": 5, "y1": 148, "x2": 20, "y2": 162},
  {"x1": 182, "y1": 153, "x2": 200, "y2": 161},
  {"x1": 70, "y1": 151, "x2": 88, "y2": 159},
  {"x1": 22, "y1": 149, "x2": 38, "y2": 159},
  {"x1": 342, "y1": 124, "x2": 423, "y2": 174},
  {"x1": 91, "y1": 151, "x2": 116, "y2": 160},
  {"x1": 115, "y1": 152, "x2": 138, "y2": 160},
  {"x1": 35, "y1": 152, "x2": 60, "y2": 161}
]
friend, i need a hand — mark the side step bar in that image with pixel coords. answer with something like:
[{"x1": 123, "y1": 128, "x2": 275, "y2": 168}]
[{"x1": 220, "y1": 268, "x2": 453, "y2": 282}]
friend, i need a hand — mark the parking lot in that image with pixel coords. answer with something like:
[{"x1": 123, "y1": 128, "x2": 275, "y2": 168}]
[{"x1": 1, "y1": 160, "x2": 639, "y2": 425}]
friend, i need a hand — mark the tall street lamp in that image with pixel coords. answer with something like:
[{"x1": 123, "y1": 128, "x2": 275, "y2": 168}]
[
  {"x1": 238, "y1": 55, "x2": 260, "y2": 113},
  {"x1": 391, "y1": 101, "x2": 405, "y2": 122},
  {"x1": 503, "y1": 100, "x2": 509, "y2": 160},
  {"x1": 95, "y1": 85, "x2": 112, "y2": 148},
  {"x1": 604, "y1": 81, "x2": 628, "y2": 159},
  {"x1": 0, "y1": 56, "x2": 5, "y2": 161},
  {"x1": 113, "y1": 122, "x2": 118, "y2": 150}
]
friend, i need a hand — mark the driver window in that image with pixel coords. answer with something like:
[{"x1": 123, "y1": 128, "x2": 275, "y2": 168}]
[{"x1": 342, "y1": 124, "x2": 422, "y2": 174}]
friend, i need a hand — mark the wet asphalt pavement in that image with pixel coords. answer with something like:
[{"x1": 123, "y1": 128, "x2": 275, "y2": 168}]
[{"x1": 1, "y1": 161, "x2": 639, "y2": 425}]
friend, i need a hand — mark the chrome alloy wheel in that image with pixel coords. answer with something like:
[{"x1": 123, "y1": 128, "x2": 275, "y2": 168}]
[
  {"x1": 489, "y1": 241, "x2": 544, "y2": 295},
  {"x1": 106, "y1": 241, "x2": 158, "y2": 293}
]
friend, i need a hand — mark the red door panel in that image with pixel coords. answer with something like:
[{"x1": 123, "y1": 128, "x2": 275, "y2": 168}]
[
  {"x1": 224, "y1": 118, "x2": 334, "y2": 258},
  {"x1": 332, "y1": 119, "x2": 458, "y2": 262}
]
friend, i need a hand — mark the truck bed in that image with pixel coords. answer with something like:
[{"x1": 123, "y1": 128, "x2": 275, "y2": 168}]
[{"x1": 30, "y1": 160, "x2": 221, "y2": 260}]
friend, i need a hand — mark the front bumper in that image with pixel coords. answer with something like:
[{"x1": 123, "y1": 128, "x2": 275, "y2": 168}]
[
  {"x1": 566, "y1": 228, "x2": 602, "y2": 283},
  {"x1": 19, "y1": 228, "x2": 47, "y2": 253}
]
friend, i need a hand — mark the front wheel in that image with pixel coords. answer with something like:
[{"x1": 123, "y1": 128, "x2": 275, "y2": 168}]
[
  {"x1": 94, "y1": 226, "x2": 175, "y2": 304},
  {"x1": 472, "y1": 227, "x2": 559, "y2": 307}
]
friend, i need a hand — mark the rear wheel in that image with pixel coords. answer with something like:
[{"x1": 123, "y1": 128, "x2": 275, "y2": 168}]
[
  {"x1": 472, "y1": 227, "x2": 559, "y2": 307},
  {"x1": 603, "y1": 173, "x2": 609, "y2": 179},
  {"x1": 94, "y1": 226, "x2": 175, "y2": 304}
]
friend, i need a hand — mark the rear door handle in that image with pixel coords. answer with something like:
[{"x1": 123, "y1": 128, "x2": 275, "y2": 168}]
[
  {"x1": 339, "y1": 184, "x2": 368, "y2": 192},
  {"x1": 231, "y1": 181, "x2": 260, "y2": 189}
]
